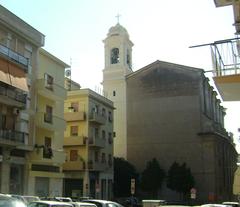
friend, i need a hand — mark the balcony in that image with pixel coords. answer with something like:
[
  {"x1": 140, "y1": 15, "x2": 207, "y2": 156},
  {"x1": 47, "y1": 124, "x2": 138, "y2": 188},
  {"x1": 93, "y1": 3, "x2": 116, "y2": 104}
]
[
  {"x1": 0, "y1": 84, "x2": 27, "y2": 107},
  {"x1": 211, "y1": 38, "x2": 240, "y2": 101},
  {"x1": 0, "y1": 129, "x2": 27, "y2": 146},
  {"x1": 30, "y1": 147, "x2": 66, "y2": 165},
  {"x1": 62, "y1": 160, "x2": 85, "y2": 171},
  {"x1": 89, "y1": 111, "x2": 106, "y2": 125},
  {"x1": 87, "y1": 160, "x2": 107, "y2": 171},
  {"x1": 214, "y1": 0, "x2": 233, "y2": 7},
  {"x1": 36, "y1": 79, "x2": 67, "y2": 101},
  {"x1": 64, "y1": 109, "x2": 86, "y2": 122},
  {"x1": 64, "y1": 136, "x2": 87, "y2": 146},
  {"x1": 88, "y1": 137, "x2": 105, "y2": 148},
  {"x1": 35, "y1": 112, "x2": 66, "y2": 131},
  {"x1": 0, "y1": 44, "x2": 28, "y2": 70}
]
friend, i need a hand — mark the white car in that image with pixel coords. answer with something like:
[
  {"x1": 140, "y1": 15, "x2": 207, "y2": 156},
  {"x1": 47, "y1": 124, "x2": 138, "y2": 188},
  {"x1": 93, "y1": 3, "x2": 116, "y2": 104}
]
[
  {"x1": 81, "y1": 199, "x2": 124, "y2": 207},
  {"x1": 27, "y1": 200, "x2": 73, "y2": 207},
  {"x1": 0, "y1": 194, "x2": 26, "y2": 207},
  {"x1": 71, "y1": 201, "x2": 97, "y2": 207}
]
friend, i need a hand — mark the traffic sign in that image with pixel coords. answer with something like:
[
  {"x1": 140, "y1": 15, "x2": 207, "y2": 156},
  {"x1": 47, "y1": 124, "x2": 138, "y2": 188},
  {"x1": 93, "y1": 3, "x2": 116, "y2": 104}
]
[
  {"x1": 190, "y1": 188, "x2": 196, "y2": 199},
  {"x1": 131, "y1": 179, "x2": 135, "y2": 195}
]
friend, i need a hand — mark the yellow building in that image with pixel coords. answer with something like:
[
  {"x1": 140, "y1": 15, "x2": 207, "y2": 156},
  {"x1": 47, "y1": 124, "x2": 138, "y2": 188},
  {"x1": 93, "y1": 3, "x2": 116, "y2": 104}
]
[
  {"x1": 0, "y1": 5, "x2": 44, "y2": 194},
  {"x1": 63, "y1": 85, "x2": 114, "y2": 200},
  {"x1": 27, "y1": 49, "x2": 69, "y2": 197}
]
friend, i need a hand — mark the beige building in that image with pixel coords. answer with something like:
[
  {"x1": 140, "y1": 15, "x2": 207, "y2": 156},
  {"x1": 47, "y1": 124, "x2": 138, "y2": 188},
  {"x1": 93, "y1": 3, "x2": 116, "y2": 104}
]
[
  {"x1": 0, "y1": 5, "x2": 44, "y2": 194},
  {"x1": 0, "y1": 5, "x2": 70, "y2": 196},
  {"x1": 27, "y1": 49, "x2": 69, "y2": 197},
  {"x1": 63, "y1": 84, "x2": 114, "y2": 199},
  {"x1": 102, "y1": 23, "x2": 238, "y2": 203}
]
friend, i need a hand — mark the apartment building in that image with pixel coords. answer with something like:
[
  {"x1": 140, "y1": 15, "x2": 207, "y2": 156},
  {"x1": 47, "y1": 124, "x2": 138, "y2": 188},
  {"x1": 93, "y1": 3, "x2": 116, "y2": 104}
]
[
  {"x1": 0, "y1": 5, "x2": 44, "y2": 194},
  {"x1": 27, "y1": 49, "x2": 69, "y2": 197},
  {"x1": 63, "y1": 85, "x2": 114, "y2": 200}
]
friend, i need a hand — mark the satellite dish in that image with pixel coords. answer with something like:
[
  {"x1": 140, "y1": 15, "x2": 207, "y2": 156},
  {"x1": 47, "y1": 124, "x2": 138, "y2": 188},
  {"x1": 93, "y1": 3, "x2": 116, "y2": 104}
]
[{"x1": 65, "y1": 69, "x2": 71, "y2": 77}]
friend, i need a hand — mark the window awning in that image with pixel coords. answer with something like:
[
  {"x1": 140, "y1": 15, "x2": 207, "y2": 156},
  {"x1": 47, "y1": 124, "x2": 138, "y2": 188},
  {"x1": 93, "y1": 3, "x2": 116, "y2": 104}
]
[
  {"x1": 0, "y1": 57, "x2": 28, "y2": 92},
  {"x1": 0, "y1": 58, "x2": 11, "y2": 85}
]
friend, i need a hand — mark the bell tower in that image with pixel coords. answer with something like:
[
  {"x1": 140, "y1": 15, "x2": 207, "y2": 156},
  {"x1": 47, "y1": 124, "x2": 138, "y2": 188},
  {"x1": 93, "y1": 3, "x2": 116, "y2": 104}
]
[{"x1": 102, "y1": 23, "x2": 133, "y2": 159}]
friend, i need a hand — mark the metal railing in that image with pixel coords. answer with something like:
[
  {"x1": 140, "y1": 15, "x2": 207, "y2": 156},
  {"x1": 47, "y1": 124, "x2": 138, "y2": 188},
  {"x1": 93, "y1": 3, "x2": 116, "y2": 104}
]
[
  {"x1": 0, "y1": 84, "x2": 27, "y2": 104},
  {"x1": 0, "y1": 129, "x2": 26, "y2": 143},
  {"x1": 0, "y1": 43, "x2": 28, "y2": 70}
]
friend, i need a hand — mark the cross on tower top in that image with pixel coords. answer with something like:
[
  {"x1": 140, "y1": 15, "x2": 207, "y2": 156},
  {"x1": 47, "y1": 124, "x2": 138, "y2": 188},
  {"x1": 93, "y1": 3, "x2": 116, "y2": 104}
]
[{"x1": 116, "y1": 13, "x2": 121, "y2": 24}]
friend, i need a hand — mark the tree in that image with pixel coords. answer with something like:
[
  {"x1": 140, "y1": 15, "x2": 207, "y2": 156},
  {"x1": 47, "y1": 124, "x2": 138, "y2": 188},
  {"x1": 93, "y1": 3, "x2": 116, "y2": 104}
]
[
  {"x1": 167, "y1": 162, "x2": 195, "y2": 199},
  {"x1": 141, "y1": 158, "x2": 165, "y2": 198},
  {"x1": 113, "y1": 157, "x2": 138, "y2": 197}
]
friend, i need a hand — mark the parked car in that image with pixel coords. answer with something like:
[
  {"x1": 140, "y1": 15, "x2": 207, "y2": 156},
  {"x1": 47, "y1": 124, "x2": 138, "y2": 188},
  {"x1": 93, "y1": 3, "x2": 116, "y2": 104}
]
[
  {"x1": 0, "y1": 194, "x2": 26, "y2": 207},
  {"x1": 222, "y1": 202, "x2": 240, "y2": 207},
  {"x1": 22, "y1": 196, "x2": 40, "y2": 204},
  {"x1": 27, "y1": 200, "x2": 73, "y2": 207},
  {"x1": 201, "y1": 204, "x2": 232, "y2": 207},
  {"x1": 71, "y1": 201, "x2": 97, "y2": 207},
  {"x1": 81, "y1": 199, "x2": 124, "y2": 207},
  {"x1": 54, "y1": 197, "x2": 73, "y2": 202}
]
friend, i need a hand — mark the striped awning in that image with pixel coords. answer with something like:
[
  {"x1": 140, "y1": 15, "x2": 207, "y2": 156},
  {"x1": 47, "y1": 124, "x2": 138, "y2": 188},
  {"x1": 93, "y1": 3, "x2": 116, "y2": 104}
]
[{"x1": 0, "y1": 57, "x2": 28, "y2": 92}]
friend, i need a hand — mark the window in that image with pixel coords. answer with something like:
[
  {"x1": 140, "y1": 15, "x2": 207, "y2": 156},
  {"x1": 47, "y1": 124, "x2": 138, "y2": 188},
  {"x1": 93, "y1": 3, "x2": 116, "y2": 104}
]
[
  {"x1": 44, "y1": 105, "x2": 53, "y2": 123},
  {"x1": 70, "y1": 150, "x2": 78, "y2": 161},
  {"x1": 127, "y1": 49, "x2": 131, "y2": 69},
  {"x1": 70, "y1": 126, "x2": 78, "y2": 136},
  {"x1": 94, "y1": 128, "x2": 99, "y2": 138},
  {"x1": 113, "y1": 91, "x2": 116, "y2": 96},
  {"x1": 92, "y1": 105, "x2": 99, "y2": 114},
  {"x1": 44, "y1": 73, "x2": 54, "y2": 90},
  {"x1": 94, "y1": 151, "x2": 99, "y2": 162},
  {"x1": 102, "y1": 108, "x2": 106, "y2": 117},
  {"x1": 108, "y1": 154, "x2": 112, "y2": 166},
  {"x1": 101, "y1": 153, "x2": 106, "y2": 163},
  {"x1": 71, "y1": 102, "x2": 79, "y2": 112},
  {"x1": 102, "y1": 130, "x2": 106, "y2": 139},
  {"x1": 108, "y1": 133, "x2": 112, "y2": 144},
  {"x1": 108, "y1": 111, "x2": 112, "y2": 122},
  {"x1": 43, "y1": 137, "x2": 52, "y2": 159},
  {"x1": 111, "y1": 48, "x2": 120, "y2": 64}
]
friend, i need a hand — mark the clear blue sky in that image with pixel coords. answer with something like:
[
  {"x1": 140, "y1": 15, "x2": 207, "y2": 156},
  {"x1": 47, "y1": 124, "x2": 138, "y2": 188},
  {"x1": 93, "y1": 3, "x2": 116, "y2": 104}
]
[{"x1": 0, "y1": 0, "x2": 239, "y2": 152}]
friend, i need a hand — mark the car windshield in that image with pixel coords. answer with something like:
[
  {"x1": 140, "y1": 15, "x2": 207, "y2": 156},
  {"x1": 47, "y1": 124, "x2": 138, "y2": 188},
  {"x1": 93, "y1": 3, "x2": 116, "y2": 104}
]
[{"x1": 0, "y1": 199, "x2": 26, "y2": 207}]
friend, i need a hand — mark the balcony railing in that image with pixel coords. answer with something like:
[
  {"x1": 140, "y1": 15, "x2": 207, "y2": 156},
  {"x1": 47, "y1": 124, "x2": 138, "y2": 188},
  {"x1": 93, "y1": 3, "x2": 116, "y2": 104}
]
[
  {"x1": 62, "y1": 160, "x2": 85, "y2": 171},
  {"x1": 89, "y1": 111, "x2": 106, "y2": 125},
  {"x1": 63, "y1": 136, "x2": 86, "y2": 146},
  {"x1": 0, "y1": 129, "x2": 26, "y2": 144},
  {"x1": 36, "y1": 79, "x2": 67, "y2": 101},
  {"x1": 88, "y1": 136, "x2": 105, "y2": 148},
  {"x1": 0, "y1": 44, "x2": 28, "y2": 70},
  {"x1": 30, "y1": 147, "x2": 66, "y2": 164},
  {"x1": 64, "y1": 110, "x2": 86, "y2": 122},
  {"x1": 209, "y1": 38, "x2": 240, "y2": 77},
  {"x1": 87, "y1": 160, "x2": 107, "y2": 171},
  {"x1": 0, "y1": 84, "x2": 27, "y2": 104},
  {"x1": 35, "y1": 112, "x2": 66, "y2": 131}
]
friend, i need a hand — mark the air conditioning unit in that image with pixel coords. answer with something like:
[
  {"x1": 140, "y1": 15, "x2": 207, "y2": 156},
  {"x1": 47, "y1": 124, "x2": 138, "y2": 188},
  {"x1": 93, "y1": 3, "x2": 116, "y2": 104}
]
[{"x1": 13, "y1": 108, "x2": 20, "y2": 115}]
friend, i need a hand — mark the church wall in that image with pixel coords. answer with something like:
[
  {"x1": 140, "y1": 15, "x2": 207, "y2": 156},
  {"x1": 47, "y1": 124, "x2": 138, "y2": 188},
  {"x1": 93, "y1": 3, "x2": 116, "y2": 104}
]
[{"x1": 125, "y1": 62, "x2": 234, "y2": 203}]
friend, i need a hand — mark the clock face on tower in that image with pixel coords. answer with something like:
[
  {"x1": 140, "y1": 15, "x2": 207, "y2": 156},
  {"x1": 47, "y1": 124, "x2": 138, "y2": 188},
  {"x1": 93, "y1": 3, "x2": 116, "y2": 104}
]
[{"x1": 111, "y1": 48, "x2": 119, "y2": 64}]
